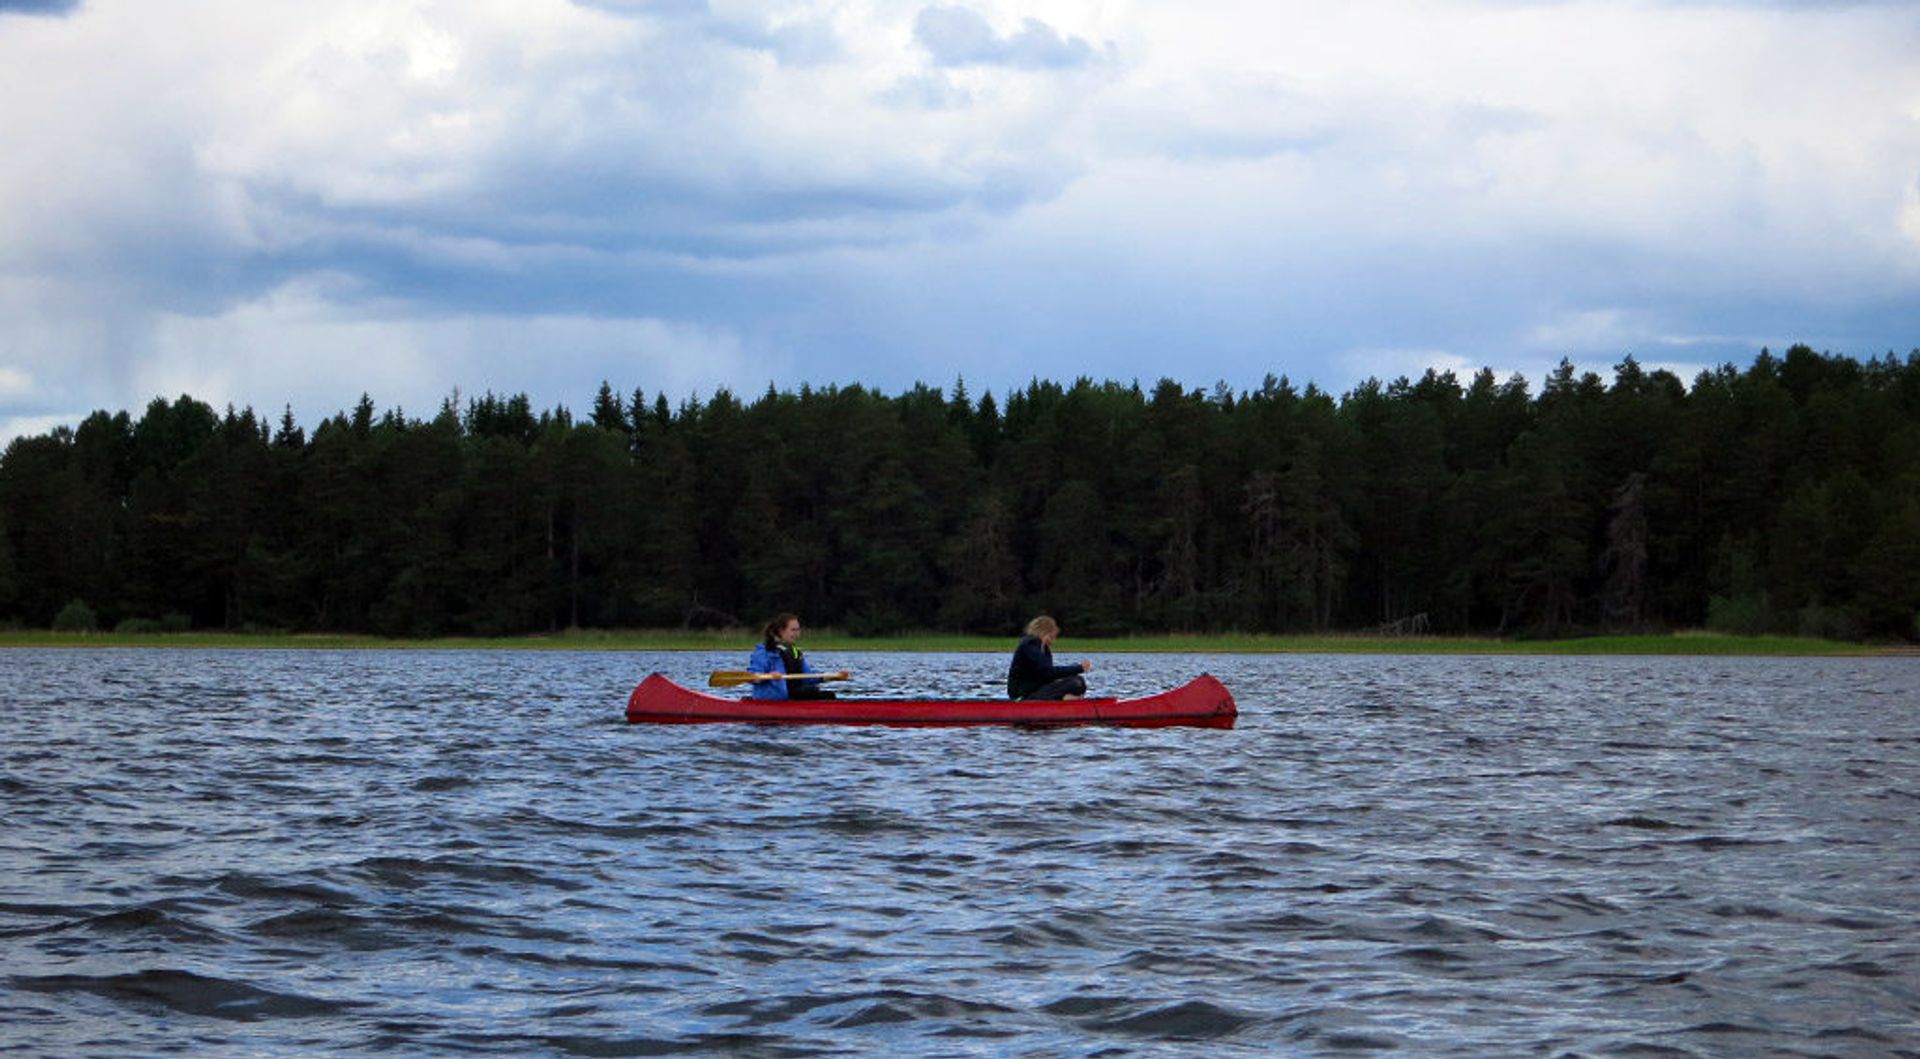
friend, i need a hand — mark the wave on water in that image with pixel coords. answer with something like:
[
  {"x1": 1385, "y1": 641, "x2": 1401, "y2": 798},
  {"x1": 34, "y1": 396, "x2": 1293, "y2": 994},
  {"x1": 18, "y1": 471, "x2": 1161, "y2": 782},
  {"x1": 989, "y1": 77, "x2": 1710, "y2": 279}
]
[
  {"x1": 14, "y1": 968, "x2": 367, "y2": 1021},
  {"x1": 2, "y1": 648, "x2": 1917, "y2": 1056}
]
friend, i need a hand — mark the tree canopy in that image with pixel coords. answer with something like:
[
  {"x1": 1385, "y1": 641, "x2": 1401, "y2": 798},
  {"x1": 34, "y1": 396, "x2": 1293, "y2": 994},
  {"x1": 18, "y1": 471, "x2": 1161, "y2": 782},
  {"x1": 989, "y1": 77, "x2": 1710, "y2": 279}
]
[{"x1": 3, "y1": 346, "x2": 1917, "y2": 641}]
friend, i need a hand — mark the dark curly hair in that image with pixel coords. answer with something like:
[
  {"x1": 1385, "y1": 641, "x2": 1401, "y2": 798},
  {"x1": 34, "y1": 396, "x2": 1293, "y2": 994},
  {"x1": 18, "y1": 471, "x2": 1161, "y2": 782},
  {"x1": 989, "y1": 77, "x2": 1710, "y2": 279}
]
[{"x1": 762, "y1": 612, "x2": 800, "y2": 645}]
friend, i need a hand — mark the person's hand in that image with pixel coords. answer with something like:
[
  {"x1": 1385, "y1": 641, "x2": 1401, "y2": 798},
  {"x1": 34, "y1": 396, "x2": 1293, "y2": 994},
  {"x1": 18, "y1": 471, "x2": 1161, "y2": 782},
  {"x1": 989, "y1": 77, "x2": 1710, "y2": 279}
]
[
  {"x1": 833, "y1": 670, "x2": 850, "y2": 680},
  {"x1": 1079, "y1": 659, "x2": 1093, "y2": 673}
]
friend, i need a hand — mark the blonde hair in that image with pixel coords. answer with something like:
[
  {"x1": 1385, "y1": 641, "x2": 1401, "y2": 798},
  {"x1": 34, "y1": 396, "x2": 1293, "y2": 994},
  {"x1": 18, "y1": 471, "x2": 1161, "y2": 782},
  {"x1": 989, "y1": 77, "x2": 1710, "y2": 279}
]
[{"x1": 1024, "y1": 615, "x2": 1059, "y2": 639}]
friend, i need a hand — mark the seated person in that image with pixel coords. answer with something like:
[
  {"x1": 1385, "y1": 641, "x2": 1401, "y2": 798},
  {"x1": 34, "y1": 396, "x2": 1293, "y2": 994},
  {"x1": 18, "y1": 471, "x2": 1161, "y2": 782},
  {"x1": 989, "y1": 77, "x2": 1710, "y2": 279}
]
[
  {"x1": 749, "y1": 613, "x2": 845, "y2": 700},
  {"x1": 1007, "y1": 615, "x2": 1092, "y2": 701}
]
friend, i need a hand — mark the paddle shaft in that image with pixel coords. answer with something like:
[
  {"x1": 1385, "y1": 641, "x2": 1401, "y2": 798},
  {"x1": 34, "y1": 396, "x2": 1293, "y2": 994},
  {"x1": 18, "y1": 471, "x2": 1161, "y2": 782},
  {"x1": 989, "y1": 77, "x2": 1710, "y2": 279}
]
[{"x1": 708, "y1": 670, "x2": 851, "y2": 688}]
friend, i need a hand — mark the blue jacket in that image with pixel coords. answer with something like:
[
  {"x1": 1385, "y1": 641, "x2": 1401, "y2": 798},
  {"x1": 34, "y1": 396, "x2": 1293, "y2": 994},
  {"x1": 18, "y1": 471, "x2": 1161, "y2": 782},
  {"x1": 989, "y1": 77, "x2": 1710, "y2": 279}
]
[{"x1": 748, "y1": 641, "x2": 818, "y2": 700}]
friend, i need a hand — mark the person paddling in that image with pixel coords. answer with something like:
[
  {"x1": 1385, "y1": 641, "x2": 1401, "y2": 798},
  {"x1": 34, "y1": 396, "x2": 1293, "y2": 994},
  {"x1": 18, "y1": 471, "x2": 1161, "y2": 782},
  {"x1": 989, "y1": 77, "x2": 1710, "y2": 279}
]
[
  {"x1": 749, "y1": 613, "x2": 847, "y2": 701},
  {"x1": 1007, "y1": 615, "x2": 1092, "y2": 701}
]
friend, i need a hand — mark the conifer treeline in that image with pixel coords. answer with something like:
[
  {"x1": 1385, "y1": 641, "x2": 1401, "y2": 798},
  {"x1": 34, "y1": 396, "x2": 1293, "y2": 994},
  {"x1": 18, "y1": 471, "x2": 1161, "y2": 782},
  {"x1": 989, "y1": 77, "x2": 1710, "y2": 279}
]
[{"x1": 2, "y1": 345, "x2": 1917, "y2": 640}]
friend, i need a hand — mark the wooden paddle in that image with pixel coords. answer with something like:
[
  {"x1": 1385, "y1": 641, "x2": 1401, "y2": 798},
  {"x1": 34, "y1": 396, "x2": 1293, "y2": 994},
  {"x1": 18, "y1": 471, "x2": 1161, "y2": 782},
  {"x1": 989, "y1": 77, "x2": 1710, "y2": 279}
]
[{"x1": 708, "y1": 670, "x2": 852, "y2": 689}]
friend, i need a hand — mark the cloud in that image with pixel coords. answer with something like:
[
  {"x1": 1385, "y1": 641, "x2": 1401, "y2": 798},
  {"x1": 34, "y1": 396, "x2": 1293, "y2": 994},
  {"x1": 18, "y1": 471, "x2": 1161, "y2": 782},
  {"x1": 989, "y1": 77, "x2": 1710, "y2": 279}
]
[
  {"x1": 1902, "y1": 178, "x2": 1920, "y2": 251},
  {"x1": 0, "y1": 0, "x2": 1086, "y2": 342},
  {"x1": 1528, "y1": 309, "x2": 1643, "y2": 354},
  {"x1": 574, "y1": 0, "x2": 840, "y2": 66},
  {"x1": 2, "y1": 0, "x2": 1918, "y2": 435},
  {"x1": 0, "y1": 0, "x2": 81, "y2": 16},
  {"x1": 1096, "y1": 71, "x2": 1342, "y2": 162},
  {"x1": 0, "y1": 414, "x2": 85, "y2": 451},
  {"x1": 183, "y1": 3, "x2": 1072, "y2": 265},
  {"x1": 914, "y1": 6, "x2": 1097, "y2": 69},
  {"x1": 571, "y1": 0, "x2": 706, "y2": 15},
  {"x1": 135, "y1": 278, "x2": 769, "y2": 422},
  {"x1": 0, "y1": 367, "x2": 31, "y2": 398},
  {"x1": 882, "y1": 72, "x2": 974, "y2": 111}
]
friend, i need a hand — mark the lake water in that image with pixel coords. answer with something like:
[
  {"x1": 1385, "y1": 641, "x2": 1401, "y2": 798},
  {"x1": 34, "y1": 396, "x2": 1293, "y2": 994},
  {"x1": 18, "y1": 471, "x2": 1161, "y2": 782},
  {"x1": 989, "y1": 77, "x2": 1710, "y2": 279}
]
[{"x1": 2, "y1": 648, "x2": 1916, "y2": 1057}]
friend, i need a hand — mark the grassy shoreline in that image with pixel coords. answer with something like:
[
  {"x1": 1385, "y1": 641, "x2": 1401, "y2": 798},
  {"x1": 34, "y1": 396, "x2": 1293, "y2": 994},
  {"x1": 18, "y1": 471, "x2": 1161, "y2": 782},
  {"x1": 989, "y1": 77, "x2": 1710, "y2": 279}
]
[{"x1": 0, "y1": 628, "x2": 1895, "y2": 656}]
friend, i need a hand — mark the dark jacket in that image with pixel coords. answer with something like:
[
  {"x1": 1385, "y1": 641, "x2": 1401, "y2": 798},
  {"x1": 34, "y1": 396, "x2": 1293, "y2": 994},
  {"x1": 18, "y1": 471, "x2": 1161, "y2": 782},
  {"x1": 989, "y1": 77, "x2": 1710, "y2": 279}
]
[
  {"x1": 1007, "y1": 635, "x2": 1082, "y2": 700},
  {"x1": 747, "y1": 641, "x2": 818, "y2": 701}
]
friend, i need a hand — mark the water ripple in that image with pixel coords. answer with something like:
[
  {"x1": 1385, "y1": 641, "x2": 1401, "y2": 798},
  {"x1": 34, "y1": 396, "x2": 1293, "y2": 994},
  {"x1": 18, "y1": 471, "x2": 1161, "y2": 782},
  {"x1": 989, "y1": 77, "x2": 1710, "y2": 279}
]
[{"x1": 1, "y1": 648, "x2": 1917, "y2": 1056}]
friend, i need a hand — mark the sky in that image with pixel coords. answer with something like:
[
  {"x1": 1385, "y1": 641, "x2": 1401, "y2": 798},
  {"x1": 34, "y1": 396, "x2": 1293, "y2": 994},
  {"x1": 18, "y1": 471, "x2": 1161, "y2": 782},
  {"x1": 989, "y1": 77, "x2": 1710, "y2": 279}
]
[{"x1": 2, "y1": 0, "x2": 1918, "y2": 443}]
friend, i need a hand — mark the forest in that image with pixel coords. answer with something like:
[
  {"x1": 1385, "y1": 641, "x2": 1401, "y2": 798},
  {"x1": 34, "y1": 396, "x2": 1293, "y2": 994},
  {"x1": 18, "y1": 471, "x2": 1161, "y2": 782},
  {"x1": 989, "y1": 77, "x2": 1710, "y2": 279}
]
[{"x1": 2, "y1": 345, "x2": 1917, "y2": 641}]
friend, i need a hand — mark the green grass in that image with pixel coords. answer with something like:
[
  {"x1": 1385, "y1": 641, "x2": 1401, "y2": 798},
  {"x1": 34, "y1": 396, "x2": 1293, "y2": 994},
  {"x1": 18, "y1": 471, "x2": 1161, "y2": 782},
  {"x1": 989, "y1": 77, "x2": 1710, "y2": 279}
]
[{"x1": 0, "y1": 627, "x2": 1889, "y2": 655}]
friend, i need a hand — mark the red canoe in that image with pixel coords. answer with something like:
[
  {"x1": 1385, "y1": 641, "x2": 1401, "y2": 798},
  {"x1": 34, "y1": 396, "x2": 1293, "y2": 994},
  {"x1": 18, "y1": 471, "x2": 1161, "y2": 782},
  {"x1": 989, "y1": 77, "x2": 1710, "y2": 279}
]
[{"x1": 625, "y1": 673, "x2": 1236, "y2": 728}]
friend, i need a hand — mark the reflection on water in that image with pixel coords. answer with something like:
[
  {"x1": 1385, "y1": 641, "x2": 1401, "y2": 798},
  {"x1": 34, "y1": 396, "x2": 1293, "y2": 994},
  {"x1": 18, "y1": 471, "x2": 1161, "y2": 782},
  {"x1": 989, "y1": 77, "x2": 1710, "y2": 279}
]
[{"x1": 2, "y1": 648, "x2": 1916, "y2": 1056}]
